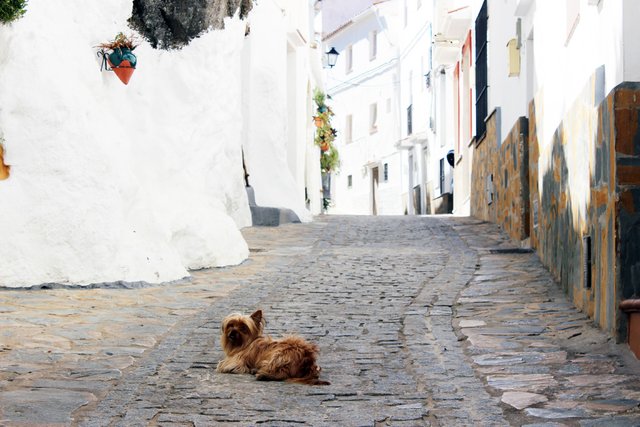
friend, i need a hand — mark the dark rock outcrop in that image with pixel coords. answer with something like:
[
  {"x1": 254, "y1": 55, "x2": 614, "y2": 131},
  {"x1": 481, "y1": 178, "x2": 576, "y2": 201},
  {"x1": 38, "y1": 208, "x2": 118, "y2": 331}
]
[{"x1": 129, "y1": 0, "x2": 253, "y2": 49}]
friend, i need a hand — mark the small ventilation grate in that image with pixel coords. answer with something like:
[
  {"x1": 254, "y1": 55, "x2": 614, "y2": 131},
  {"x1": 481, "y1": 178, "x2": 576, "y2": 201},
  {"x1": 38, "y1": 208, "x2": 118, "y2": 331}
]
[{"x1": 583, "y1": 235, "x2": 592, "y2": 289}]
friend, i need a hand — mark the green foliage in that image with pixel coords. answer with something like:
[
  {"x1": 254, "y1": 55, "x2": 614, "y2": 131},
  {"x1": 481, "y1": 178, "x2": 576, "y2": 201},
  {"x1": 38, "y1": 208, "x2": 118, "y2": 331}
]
[
  {"x1": 313, "y1": 88, "x2": 340, "y2": 173},
  {"x1": 313, "y1": 88, "x2": 326, "y2": 107},
  {"x1": 320, "y1": 146, "x2": 340, "y2": 174},
  {"x1": 0, "y1": 0, "x2": 28, "y2": 24}
]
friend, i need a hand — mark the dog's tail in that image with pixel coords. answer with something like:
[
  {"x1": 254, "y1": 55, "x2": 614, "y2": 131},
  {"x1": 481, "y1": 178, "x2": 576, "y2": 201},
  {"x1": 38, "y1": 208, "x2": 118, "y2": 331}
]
[
  {"x1": 286, "y1": 377, "x2": 330, "y2": 386},
  {"x1": 286, "y1": 364, "x2": 330, "y2": 386}
]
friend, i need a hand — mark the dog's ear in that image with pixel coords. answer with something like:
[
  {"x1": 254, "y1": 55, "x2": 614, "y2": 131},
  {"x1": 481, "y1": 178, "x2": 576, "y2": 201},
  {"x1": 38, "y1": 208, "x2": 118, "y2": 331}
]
[{"x1": 250, "y1": 310, "x2": 263, "y2": 326}]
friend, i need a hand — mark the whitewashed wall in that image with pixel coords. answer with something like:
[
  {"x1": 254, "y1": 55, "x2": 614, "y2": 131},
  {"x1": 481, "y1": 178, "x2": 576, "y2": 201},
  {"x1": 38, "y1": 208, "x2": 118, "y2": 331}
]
[
  {"x1": 0, "y1": 0, "x2": 251, "y2": 287},
  {"x1": 241, "y1": 0, "x2": 314, "y2": 221},
  {"x1": 489, "y1": 0, "x2": 631, "y2": 144}
]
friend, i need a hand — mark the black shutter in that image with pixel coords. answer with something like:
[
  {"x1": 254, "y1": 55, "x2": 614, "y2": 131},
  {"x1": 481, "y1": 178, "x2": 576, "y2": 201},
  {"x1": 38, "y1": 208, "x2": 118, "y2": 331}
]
[{"x1": 475, "y1": 0, "x2": 488, "y2": 139}]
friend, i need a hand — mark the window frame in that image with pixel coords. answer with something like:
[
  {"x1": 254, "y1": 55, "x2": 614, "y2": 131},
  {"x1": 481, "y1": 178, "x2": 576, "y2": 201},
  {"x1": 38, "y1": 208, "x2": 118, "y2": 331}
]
[
  {"x1": 369, "y1": 103, "x2": 378, "y2": 134},
  {"x1": 369, "y1": 30, "x2": 378, "y2": 61},
  {"x1": 345, "y1": 114, "x2": 353, "y2": 143}
]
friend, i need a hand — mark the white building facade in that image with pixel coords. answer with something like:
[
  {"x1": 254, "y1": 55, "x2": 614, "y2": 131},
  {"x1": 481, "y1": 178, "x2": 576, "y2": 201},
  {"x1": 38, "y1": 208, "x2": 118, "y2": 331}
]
[{"x1": 323, "y1": 0, "x2": 451, "y2": 215}]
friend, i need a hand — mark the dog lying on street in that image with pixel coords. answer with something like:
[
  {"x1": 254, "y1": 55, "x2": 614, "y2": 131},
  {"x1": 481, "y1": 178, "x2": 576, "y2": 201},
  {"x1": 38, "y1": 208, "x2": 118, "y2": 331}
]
[{"x1": 216, "y1": 309, "x2": 330, "y2": 385}]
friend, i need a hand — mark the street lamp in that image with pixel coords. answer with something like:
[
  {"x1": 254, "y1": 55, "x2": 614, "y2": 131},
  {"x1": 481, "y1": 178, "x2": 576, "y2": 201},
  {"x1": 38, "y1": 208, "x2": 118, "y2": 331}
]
[{"x1": 326, "y1": 47, "x2": 339, "y2": 68}]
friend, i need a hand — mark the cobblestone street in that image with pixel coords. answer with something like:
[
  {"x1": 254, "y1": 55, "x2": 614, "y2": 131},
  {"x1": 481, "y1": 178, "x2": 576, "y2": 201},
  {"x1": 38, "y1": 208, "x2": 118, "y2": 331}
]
[{"x1": 1, "y1": 216, "x2": 639, "y2": 426}]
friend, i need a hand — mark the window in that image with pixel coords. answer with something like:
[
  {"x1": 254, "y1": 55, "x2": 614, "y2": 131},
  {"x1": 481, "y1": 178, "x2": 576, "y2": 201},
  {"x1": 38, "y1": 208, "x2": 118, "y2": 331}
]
[
  {"x1": 348, "y1": 175, "x2": 353, "y2": 188},
  {"x1": 369, "y1": 30, "x2": 377, "y2": 61},
  {"x1": 345, "y1": 114, "x2": 353, "y2": 143},
  {"x1": 475, "y1": 0, "x2": 488, "y2": 139},
  {"x1": 383, "y1": 163, "x2": 389, "y2": 182},
  {"x1": 345, "y1": 45, "x2": 353, "y2": 74},
  {"x1": 407, "y1": 104, "x2": 413, "y2": 136},
  {"x1": 369, "y1": 103, "x2": 378, "y2": 134}
]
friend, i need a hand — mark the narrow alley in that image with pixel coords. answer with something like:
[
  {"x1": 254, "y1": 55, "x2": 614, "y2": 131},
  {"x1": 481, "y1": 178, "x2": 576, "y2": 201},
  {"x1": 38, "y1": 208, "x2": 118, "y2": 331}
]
[{"x1": 1, "y1": 216, "x2": 638, "y2": 426}]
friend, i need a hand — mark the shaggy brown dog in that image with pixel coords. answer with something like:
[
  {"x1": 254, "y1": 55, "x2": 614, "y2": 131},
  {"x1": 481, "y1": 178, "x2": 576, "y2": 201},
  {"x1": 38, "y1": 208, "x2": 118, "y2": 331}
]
[{"x1": 216, "y1": 310, "x2": 330, "y2": 385}]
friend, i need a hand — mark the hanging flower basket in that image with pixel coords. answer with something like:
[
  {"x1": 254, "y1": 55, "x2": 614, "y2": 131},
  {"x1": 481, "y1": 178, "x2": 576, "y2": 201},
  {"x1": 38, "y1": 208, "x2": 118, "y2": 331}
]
[
  {"x1": 108, "y1": 48, "x2": 137, "y2": 85},
  {"x1": 313, "y1": 88, "x2": 340, "y2": 175},
  {"x1": 97, "y1": 33, "x2": 138, "y2": 85}
]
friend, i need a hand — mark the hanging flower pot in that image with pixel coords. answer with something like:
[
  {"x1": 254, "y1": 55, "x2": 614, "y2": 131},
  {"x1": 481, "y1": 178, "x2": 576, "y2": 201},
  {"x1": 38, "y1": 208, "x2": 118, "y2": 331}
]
[
  {"x1": 313, "y1": 116, "x2": 324, "y2": 128},
  {"x1": 109, "y1": 58, "x2": 136, "y2": 85},
  {"x1": 97, "y1": 33, "x2": 139, "y2": 85},
  {"x1": 320, "y1": 141, "x2": 330, "y2": 152}
]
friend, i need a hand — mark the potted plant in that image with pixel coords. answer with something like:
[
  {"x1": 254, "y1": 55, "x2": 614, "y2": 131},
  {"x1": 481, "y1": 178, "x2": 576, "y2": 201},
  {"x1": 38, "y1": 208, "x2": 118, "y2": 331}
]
[
  {"x1": 313, "y1": 88, "x2": 340, "y2": 209},
  {"x1": 97, "y1": 32, "x2": 139, "y2": 85},
  {"x1": 320, "y1": 146, "x2": 340, "y2": 174}
]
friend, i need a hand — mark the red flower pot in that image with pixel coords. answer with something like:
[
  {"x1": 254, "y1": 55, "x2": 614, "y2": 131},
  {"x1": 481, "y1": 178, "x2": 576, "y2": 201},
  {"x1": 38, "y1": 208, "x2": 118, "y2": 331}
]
[{"x1": 108, "y1": 59, "x2": 135, "y2": 85}]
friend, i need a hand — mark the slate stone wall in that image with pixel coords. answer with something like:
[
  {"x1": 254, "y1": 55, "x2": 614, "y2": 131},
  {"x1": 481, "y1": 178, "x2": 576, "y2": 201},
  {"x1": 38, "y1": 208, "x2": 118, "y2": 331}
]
[
  {"x1": 470, "y1": 109, "x2": 499, "y2": 223},
  {"x1": 475, "y1": 76, "x2": 640, "y2": 342},
  {"x1": 471, "y1": 110, "x2": 529, "y2": 242},
  {"x1": 611, "y1": 84, "x2": 640, "y2": 339}
]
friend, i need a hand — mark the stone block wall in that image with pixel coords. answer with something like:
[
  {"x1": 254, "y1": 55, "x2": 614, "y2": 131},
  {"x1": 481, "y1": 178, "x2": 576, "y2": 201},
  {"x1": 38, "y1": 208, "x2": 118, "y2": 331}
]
[
  {"x1": 471, "y1": 110, "x2": 529, "y2": 242},
  {"x1": 497, "y1": 117, "x2": 529, "y2": 241},
  {"x1": 527, "y1": 74, "x2": 616, "y2": 336},
  {"x1": 612, "y1": 84, "x2": 640, "y2": 340},
  {"x1": 473, "y1": 76, "x2": 640, "y2": 341},
  {"x1": 527, "y1": 81, "x2": 640, "y2": 341},
  {"x1": 471, "y1": 109, "x2": 499, "y2": 223}
]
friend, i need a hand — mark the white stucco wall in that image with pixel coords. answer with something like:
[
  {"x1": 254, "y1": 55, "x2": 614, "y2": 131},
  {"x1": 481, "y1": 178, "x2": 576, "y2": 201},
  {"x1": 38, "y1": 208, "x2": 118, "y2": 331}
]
[
  {"x1": 487, "y1": 0, "x2": 525, "y2": 145},
  {"x1": 489, "y1": 0, "x2": 628, "y2": 144},
  {"x1": 242, "y1": 0, "x2": 313, "y2": 222},
  {"x1": 0, "y1": 0, "x2": 252, "y2": 288},
  {"x1": 623, "y1": 0, "x2": 640, "y2": 82}
]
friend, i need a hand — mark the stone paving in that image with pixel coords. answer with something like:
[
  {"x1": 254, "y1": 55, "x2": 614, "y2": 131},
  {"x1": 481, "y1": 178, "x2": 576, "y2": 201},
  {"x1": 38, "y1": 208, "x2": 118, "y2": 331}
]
[{"x1": 0, "y1": 215, "x2": 638, "y2": 426}]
